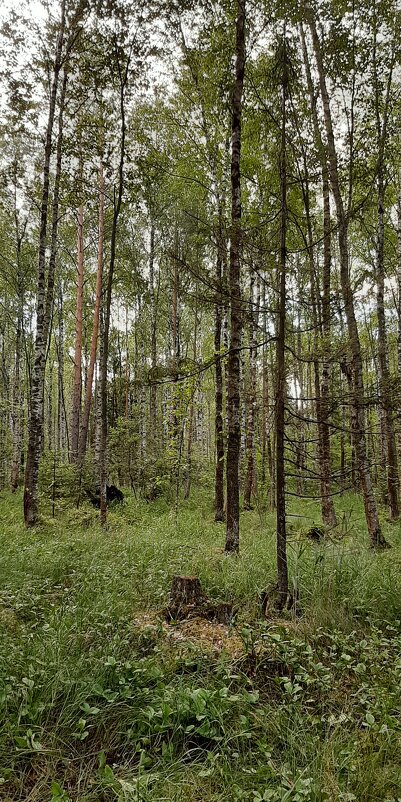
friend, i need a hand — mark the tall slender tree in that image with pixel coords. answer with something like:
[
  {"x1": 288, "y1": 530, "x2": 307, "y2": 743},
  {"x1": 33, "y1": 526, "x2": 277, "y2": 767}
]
[
  {"x1": 24, "y1": 1, "x2": 68, "y2": 524},
  {"x1": 275, "y1": 33, "x2": 289, "y2": 607},
  {"x1": 308, "y1": 13, "x2": 388, "y2": 548},
  {"x1": 70, "y1": 203, "x2": 84, "y2": 462},
  {"x1": 78, "y1": 161, "x2": 104, "y2": 463},
  {"x1": 225, "y1": 0, "x2": 246, "y2": 554}
]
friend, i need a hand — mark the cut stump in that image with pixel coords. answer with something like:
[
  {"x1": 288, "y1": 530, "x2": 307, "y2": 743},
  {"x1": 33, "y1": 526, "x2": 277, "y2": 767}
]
[
  {"x1": 203, "y1": 601, "x2": 233, "y2": 624},
  {"x1": 166, "y1": 575, "x2": 205, "y2": 620},
  {"x1": 170, "y1": 575, "x2": 204, "y2": 606},
  {"x1": 165, "y1": 575, "x2": 233, "y2": 624}
]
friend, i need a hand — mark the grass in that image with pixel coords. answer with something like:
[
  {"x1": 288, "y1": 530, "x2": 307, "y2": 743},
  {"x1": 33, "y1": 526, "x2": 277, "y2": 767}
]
[{"x1": 0, "y1": 485, "x2": 401, "y2": 801}]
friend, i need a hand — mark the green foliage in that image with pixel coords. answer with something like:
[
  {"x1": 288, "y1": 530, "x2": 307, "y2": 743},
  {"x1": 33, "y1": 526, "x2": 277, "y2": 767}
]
[
  {"x1": 38, "y1": 451, "x2": 97, "y2": 513},
  {"x1": 0, "y1": 489, "x2": 401, "y2": 800}
]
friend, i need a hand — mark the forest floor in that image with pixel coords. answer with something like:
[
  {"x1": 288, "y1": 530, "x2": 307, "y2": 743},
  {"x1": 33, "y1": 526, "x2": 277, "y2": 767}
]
[{"x1": 1, "y1": 488, "x2": 401, "y2": 802}]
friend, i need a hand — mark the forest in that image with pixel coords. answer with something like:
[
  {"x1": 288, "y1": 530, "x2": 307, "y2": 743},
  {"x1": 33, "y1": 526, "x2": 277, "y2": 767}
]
[{"x1": 1, "y1": 0, "x2": 401, "y2": 799}]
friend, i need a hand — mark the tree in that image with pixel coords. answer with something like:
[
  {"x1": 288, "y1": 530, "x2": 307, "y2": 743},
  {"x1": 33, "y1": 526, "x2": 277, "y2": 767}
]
[
  {"x1": 275, "y1": 33, "x2": 289, "y2": 607},
  {"x1": 24, "y1": 0, "x2": 69, "y2": 525},
  {"x1": 70, "y1": 202, "x2": 84, "y2": 462},
  {"x1": 78, "y1": 161, "x2": 104, "y2": 464},
  {"x1": 98, "y1": 42, "x2": 130, "y2": 525},
  {"x1": 307, "y1": 12, "x2": 388, "y2": 549},
  {"x1": 371, "y1": 9, "x2": 398, "y2": 519},
  {"x1": 225, "y1": 0, "x2": 246, "y2": 554}
]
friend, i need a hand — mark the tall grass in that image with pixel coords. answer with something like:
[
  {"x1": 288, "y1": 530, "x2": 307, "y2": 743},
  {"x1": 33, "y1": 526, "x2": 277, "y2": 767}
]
[{"x1": 0, "y1": 487, "x2": 400, "y2": 800}]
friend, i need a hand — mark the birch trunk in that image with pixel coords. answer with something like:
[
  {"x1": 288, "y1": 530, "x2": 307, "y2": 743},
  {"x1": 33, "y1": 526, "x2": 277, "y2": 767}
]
[
  {"x1": 24, "y1": 9, "x2": 67, "y2": 525},
  {"x1": 70, "y1": 204, "x2": 84, "y2": 462},
  {"x1": 78, "y1": 162, "x2": 104, "y2": 463}
]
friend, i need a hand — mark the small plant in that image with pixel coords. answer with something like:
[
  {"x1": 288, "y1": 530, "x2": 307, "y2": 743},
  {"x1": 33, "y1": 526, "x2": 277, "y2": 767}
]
[{"x1": 50, "y1": 782, "x2": 70, "y2": 802}]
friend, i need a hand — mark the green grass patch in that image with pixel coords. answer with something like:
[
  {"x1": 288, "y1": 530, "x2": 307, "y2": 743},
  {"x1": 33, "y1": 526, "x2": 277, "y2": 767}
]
[{"x1": 0, "y1": 488, "x2": 401, "y2": 800}]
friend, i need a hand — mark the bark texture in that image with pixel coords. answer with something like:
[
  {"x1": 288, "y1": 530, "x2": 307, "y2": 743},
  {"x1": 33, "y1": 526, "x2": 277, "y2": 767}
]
[
  {"x1": 300, "y1": 23, "x2": 337, "y2": 528},
  {"x1": 99, "y1": 56, "x2": 129, "y2": 525},
  {"x1": 70, "y1": 204, "x2": 84, "y2": 462},
  {"x1": 225, "y1": 0, "x2": 245, "y2": 554},
  {"x1": 275, "y1": 36, "x2": 289, "y2": 606},
  {"x1": 372, "y1": 38, "x2": 398, "y2": 519},
  {"x1": 214, "y1": 226, "x2": 225, "y2": 521},
  {"x1": 78, "y1": 163, "x2": 104, "y2": 463},
  {"x1": 24, "y1": 11, "x2": 67, "y2": 526},
  {"x1": 243, "y1": 269, "x2": 259, "y2": 509}
]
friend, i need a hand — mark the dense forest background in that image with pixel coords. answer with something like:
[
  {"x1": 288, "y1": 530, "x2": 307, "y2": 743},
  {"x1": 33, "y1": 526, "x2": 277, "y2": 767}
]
[{"x1": 1, "y1": 0, "x2": 401, "y2": 556}]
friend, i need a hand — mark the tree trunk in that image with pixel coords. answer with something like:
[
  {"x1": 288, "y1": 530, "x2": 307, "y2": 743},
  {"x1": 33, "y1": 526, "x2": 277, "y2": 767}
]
[
  {"x1": 225, "y1": 0, "x2": 245, "y2": 554},
  {"x1": 11, "y1": 309, "x2": 23, "y2": 491},
  {"x1": 149, "y1": 219, "x2": 158, "y2": 447},
  {"x1": 214, "y1": 225, "x2": 225, "y2": 521},
  {"x1": 47, "y1": 353, "x2": 53, "y2": 451},
  {"x1": 78, "y1": 162, "x2": 104, "y2": 464},
  {"x1": 397, "y1": 177, "x2": 401, "y2": 469},
  {"x1": 319, "y1": 169, "x2": 337, "y2": 526},
  {"x1": 308, "y1": 16, "x2": 387, "y2": 548},
  {"x1": 261, "y1": 277, "x2": 267, "y2": 486},
  {"x1": 94, "y1": 307, "x2": 104, "y2": 476},
  {"x1": 244, "y1": 268, "x2": 259, "y2": 509},
  {"x1": 300, "y1": 24, "x2": 337, "y2": 528},
  {"x1": 70, "y1": 204, "x2": 84, "y2": 462},
  {"x1": 275, "y1": 36, "x2": 289, "y2": 607},
  {"x1": 373, "y1": 41, "x2": 398, "y2": 518},
  {"x1": 99, "y1": 60, "x2": 129, "y2": 525},
  {"x1": 170, "y1": 242, "x2": 181, "y2": 497},
  {"x1": 184, "y1": 300, "x2": 199, "y2": 500},
  {"x1": 24, "y1": 10, "x2": 67, "y2": 526},
  {"x1": 56, "y1": 281, "x2": 68, "y2": 456}
]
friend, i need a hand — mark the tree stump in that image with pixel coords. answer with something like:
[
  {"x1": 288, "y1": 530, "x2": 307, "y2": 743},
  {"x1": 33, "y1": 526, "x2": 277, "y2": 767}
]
[
  {"x1": 166, "y1": 576, "x2": 205, "y2": 619},
  {"x1": 164, "y1": 576, "x2": 234, "y2": 624},
  {"x1": 203, "y1": 601, "x2": 234, "y2": 624}
]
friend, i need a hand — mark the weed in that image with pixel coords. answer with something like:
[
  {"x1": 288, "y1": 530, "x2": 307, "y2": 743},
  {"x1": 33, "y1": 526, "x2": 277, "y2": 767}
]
[{"x1": 0, "y1": 488, "x2": 400, "y2": 800}]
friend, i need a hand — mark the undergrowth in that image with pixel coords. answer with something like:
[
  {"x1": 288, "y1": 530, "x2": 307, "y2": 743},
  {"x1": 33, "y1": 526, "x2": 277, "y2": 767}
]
[{"x1": 0, "y1": 488, "x2": 400, "y2": 801}]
